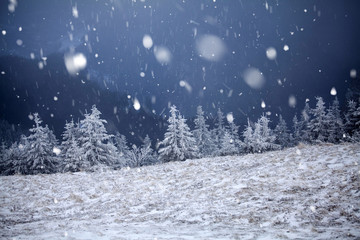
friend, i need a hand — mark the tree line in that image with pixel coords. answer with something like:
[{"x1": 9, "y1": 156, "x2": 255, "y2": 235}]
[{"x1": 0, "y1": 96, "x2": 359, "y2": 175}]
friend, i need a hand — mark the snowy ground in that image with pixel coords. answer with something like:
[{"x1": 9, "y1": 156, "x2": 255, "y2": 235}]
[{"x1": 1, "y1": 143, "x2": 360, "y2": 240}]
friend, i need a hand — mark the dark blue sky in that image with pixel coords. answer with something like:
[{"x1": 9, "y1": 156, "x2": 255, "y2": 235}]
[{"x1": 1, "y1": 0, "x2": 360, "y2": 123}]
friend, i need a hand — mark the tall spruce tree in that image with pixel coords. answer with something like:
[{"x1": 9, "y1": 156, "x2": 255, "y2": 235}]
[
  {"x1": 78, "y1": 105, "x2": 118, "y2": 170},
  {"x1": 24, "y1": 113, "x2": 59, "y2": 174},
  {"x1": 177, "y1": 114, "x2": 198, "y2": 160},
  {"x1": 326, "y1": 97, "x2": 344, "y2": 143},
  {"x1": 213, "y1": 108, "x2": 226, "y2": 155},
  {"x1": 300, "y1": 101, "x2": 312, "y2": 143},
  {"x1": 274, "y1": 115, "x2": 290, "y2": 149},
  {"x1": 158, "y1": 105, "x2": 182, "y2": 162},
  {"x1": 292, "y1": 114, "x2": 301, "y2": 145},
  {"x1": 242, "y1": 119, "x2": 254, "y2": 153},
  {"x1": 193, "y1": 106, "x2": 215, "y2": 157},
  {"x1": 61, "y1": 119, "x2": 85, "y2": 172},
  {"x1": 227, "y1": 114, "x2": 243, "y2": 154},
  {"x1": 159, "y1": 105, "x2": 198, "y2": 162},
  {"x1": 308, "y1": 97, "x2": 328, "y2": 142},
  {"x1": 344, "y1": 100, "x2": 360, "y2": 141}
]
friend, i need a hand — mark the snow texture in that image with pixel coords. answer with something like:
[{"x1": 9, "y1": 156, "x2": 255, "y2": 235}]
[{"x1": 0, "y1": 143, "x2": 359, "y2": 239}]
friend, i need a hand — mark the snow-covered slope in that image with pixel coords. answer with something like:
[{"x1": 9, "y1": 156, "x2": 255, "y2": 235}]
[{"x1": 1, "y1": 143, "x2": 359, "y2": 239}]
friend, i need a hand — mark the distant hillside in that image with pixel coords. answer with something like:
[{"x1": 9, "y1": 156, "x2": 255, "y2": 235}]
[
  {"x1": 0, "y1": 54, "x2": 164, "y2": 145},
  {"x1": 0, "y1": 143, "x2": 359, "y2": 239}
]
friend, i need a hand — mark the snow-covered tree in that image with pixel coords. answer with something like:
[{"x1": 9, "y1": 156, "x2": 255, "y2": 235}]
[
  {"x1": 159, "y1": 105, "x2": 198, "y2": 162},
  {"x1": 274, "y1": 115, "x2": 291, "y2": 149},
  {"x1": 252, "y1": 115, "x2": 279, "y2": 153},
  {"x1": 127, "y1": 135, "x2": 159, "y2": 167},
  {"x1": 242, "y1": 119, "x2": 254, "y2": 153},
  {"x1": 60, "y1": 120, "x2": 85, "y2": 172},
  {"x1": 292, "y1": 114, "x2": 301, "y2": 145},
  {"x1": 308, "y1": 97, "x2": 328, "y2": 142},
  {"x1": 158, "y1": 106, "x2": 181, "y2": 162},
  {"x1": 1, "y1": 141, "x2": 25, "y2": 175},
  {"x1": 193, "y1": 106, "x2": 215, "y2": 157},
  {"x1": 23, "y1": 113, "x2": 60, "y2": 174},
  {"x1": 227, "y1": 114, "x2": 243, "y2": 154},
  {"x1": 352, "y1": 101, "x2": 360, "y2": 141},
  {"x1": 112, "y1": 132, "x2": 131, "y2": 168},
  {"x1": 177, "y1": 114, "x2": 198, "y2": 160},
  {"x1": 141, "y1": 135, "x2": 159, "y2": 165},
  {"x1": 78, "y1": 105, "x2": 118, "y2": 170},
  {"x1": 344, "y1": 100, "x2": 360, "y2": 141},
  {"x1": 220, "y1": 131, "x2": 238, "y2": 156},
  {"x1": 300, "y1": 101, "x2": 312, "y2": 143},
  {"x1": 212, "y1": 108, "x2": 226, "y2": 155},
  {"x1": 0, "y1": 141, "x2": 8, "y2": 174},
  {"x1": 326, "y1": 97, "x2": 344, "y2": 143}
]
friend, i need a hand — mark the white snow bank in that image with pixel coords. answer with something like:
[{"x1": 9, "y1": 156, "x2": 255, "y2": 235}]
[{"x1": 0, "y1": 143, "x2": 359, "y2": 239}]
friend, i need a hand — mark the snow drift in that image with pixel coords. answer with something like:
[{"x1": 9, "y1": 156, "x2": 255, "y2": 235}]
[{"x1": 0, "y1": 143, "x2": 359, "y2": 239}]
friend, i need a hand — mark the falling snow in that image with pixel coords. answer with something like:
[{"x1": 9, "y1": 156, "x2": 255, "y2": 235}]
[
  {"x1": 243, "y1": 68, "x2": 265, "y2": 90},
  {"x1": 142, "y1": 34, "x2": 153, "y2": 49},
  {"x1": 196, "y1": 34, "x2": 226, "y2": 62},
  {"x1": 133, "y1": 98, "x2": 141, "y2": 110},
  {"x1": 64, "y1": 53, "x2": 87, "y2": 75},
  {"x1": 266, "y1": 47, "x2": 277, "y2": 60}
]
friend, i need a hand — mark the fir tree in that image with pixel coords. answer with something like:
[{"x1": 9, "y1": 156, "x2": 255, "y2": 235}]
[
  {"x1": 308, "y1": 97, "x2": 328, "y2": 142},
  {"x1": 227, "y1": 114, "x2": 243, "y2": 154},
  {"x1": 352, "y1": 101, "x2": 360, "y2": 141},
  {"x1": 113, "y1": 132, "x2": 131, "y2": 168},
  {"x1": 193, "y1": 106, "x2": 215, "y2": 157},
  {"x1": 177, "y1": 114, "x2": 198, "y2": 160},
  {"x1": 61, "y1": 119, "x2": 84, "y2": 172},
  {"x1": 300, "y1": 101, "x2": 312, "y2": 143},
  {"x1": 159, "y1": 105, "x2": 198, "y2": 162},
  {"x1": 274, "y1": 115, "x2": 290, "y2": 149},
  {"x1": 78, "y1": 105, "x2": 118, "y2": 170},
  {"x1": 292, "y1": 114, "x2": 301, "y2": 145},
  {"x1": 158, "y1": 105, "x2": 182, "y2": 162},
  {"x1": 326, "y1": 97, "x2": 344, "y2": 143},
  {"x1": 253, "y1": 115, "x2": 279, "y2": 152},
  {"x1": 141, "y1": 135, "x2": 159, "y2": 165},
  {"x1": 213, "y1": 108, "x2": 226, "y2": 155},
  {"x1": 242, "y1": 119, "x2": 254, "y2": 153},
  {"x1": 344, "y1": 100, "x2": 360, "y2": 141},
  {"x1": 128, "y1": 135, "x2": 158, "y2": 167},
  {"x1": 24, "y1": 113, "x2": 59, "y2": 174},
  {"x1": 220, "y1": 131, "x2": 238, "y2": 156}
]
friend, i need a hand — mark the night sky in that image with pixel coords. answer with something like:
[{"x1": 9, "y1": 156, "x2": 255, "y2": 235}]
[{"x1": 1, "y1": 0, "x2": 360, "y2": 138}]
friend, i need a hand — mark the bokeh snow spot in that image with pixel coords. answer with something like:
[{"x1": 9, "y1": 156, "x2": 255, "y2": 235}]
[
  {"x1": 16, "y1": 39, "x2": 23, "y2": 46},
  {"x1": 288, "y1": 95, "x2": 297, "y2": 108},
  {"x1": 133, "y1": 98, "x2": 141, "y2": 111},
  {"x1": 226, "y1": 113, "x2": 234, "y2": 123},
  {"x1": 142, "y1": 34, "x2": 153, "y2": 49},
  {"x1": 266, "y1": 47, "x2": 277, "y2": 60},
  {"x1": 196, "y1": 34, "x2": 226, "y2": 62},
  {"x1": 330, "y1": 87, "x2": 337, "y2": 96},
  {"x1": 72, "y1": 5, "x2": 79, "y2": 18},
  {"x1": 283, "y1": 45, "x2": 289, "y2": 51},
  {"x1": 261, "y1": 100, "x2": 266, "y2": 109},
  {"x1": 154, "y1": 46, "x2": 172, "y2": 65},
  {"x1": 52, "y1": 147, "x2": 61, "y2": 155},
  {"x1": 350, "y1": 69, "x2": 357, "y2": 78},
  {"x1": 179, "y1": 80, "x2": 192, "y2": 93},
  {"x1": 8, "y1": 0, "x2": 17, "y2": 13},
  {"x1": 243, "y1": 68, "x2": 265, "y2": 90},
  {"x1": 64, "y1": 53, "x2": 87, "y2": 75}
]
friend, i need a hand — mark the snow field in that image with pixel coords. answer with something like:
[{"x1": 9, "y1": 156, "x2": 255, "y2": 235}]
[{"x1": 0, "y1": 143, "x2": 359, "y2": 239}]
